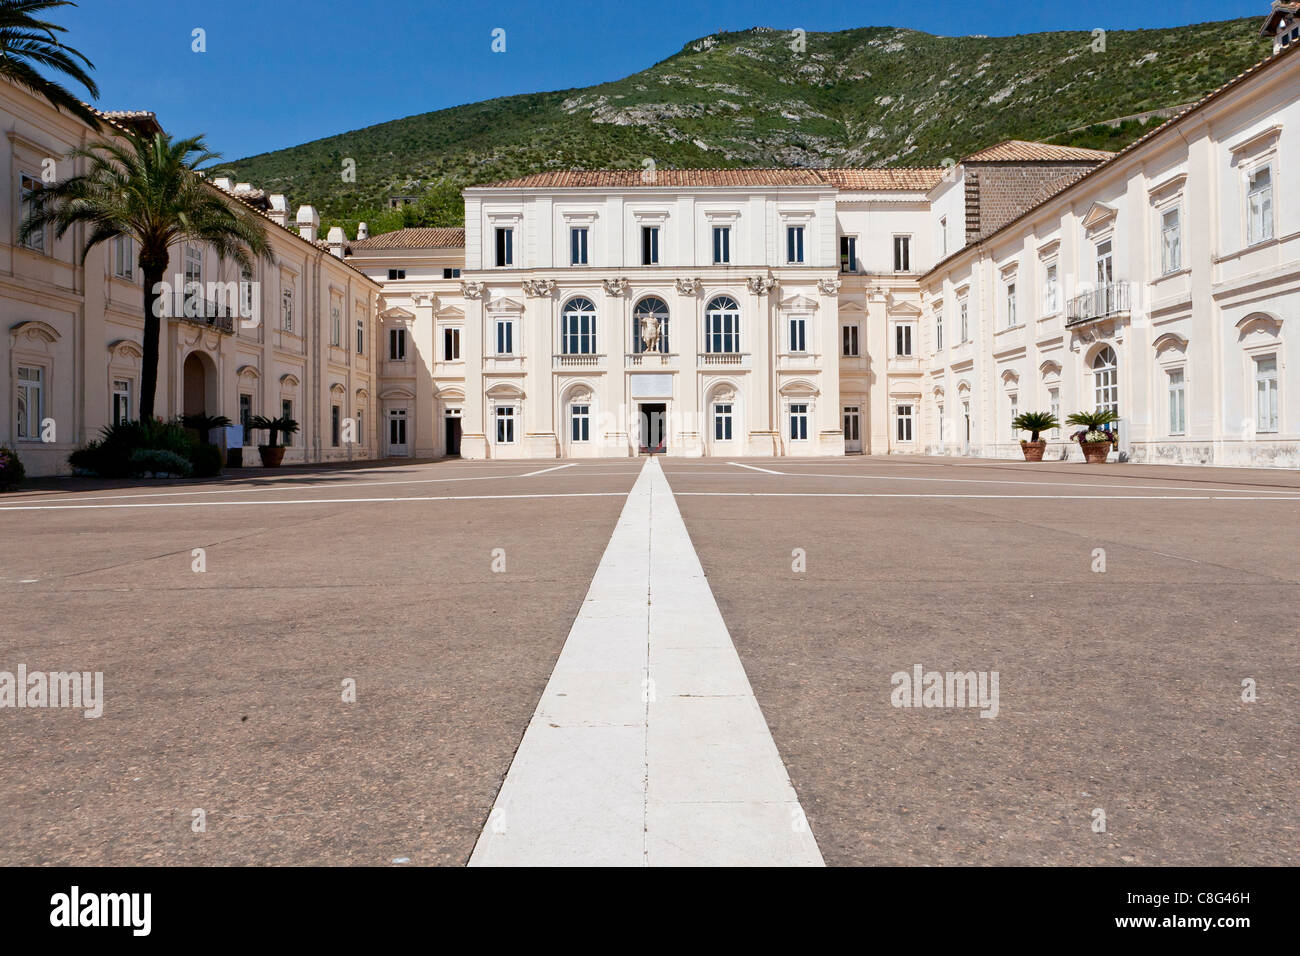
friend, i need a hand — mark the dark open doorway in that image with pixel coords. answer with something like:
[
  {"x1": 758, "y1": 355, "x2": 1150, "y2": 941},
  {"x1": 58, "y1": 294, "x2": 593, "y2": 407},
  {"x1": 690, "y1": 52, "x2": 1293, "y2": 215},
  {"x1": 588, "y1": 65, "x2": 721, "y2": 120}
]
[
  {"x1": 638, "y1": 403, "x2": 667, "y2": 454},
  {"x1": 445, "y1": 412, "x2": 462, "y2": 457}
]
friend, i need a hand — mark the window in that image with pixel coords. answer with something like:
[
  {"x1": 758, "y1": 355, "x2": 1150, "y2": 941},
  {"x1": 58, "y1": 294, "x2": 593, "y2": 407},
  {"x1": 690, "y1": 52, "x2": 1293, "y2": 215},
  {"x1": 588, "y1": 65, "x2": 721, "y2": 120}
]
[
  {"x1": 1005, "y1": 282, "x2": 1017, "y2": 328},
  {"x1": 570, "y1": 226, "x2": 589, "y2": 265},
  {"x1": 789, "y1": 403, "x2": 809, "y2": 441},
  {"x1": 495, "y1": 406, "x2": 516, "y2": 443},
  {"x1": 939, "y1": 216, "x2": 948, "y2": 258},
  {"x1": 331, "y1": 405, "x2": 341, "y2": 447},
  {"x1": 388, "y1": 408, "x2": 407, "y2": 447},
  {"x1": 935, "y1": 309, "x2": 944, "y2": 351},
  {"x1": 356, "y1": 409, "x2": 364, "y2": 445},
  {"x1": 786, "y1": 225, "x2": 805, "y2": 264},
  {"x1": 842, "y1": 324, "x2": 859, "y2": 357},
  {"x1": 712, "y1": 226, "x2": 730, "y2": 264},
  {"x1": 1044, "y1": 263, "x2": 1058, "y2": 313},
  {"x1": 1008, "y1": 393, "x2": 1019, "y2": 437},
  {"x1": 561, "y1": 297, "x2": 597, "y2": 354},
  {"x1": 893, "y1": 235, "x2": 911, "y2": 272},
  {"x1": 895, "y1": 323, "x2": 913, "y2": 357},
  {"x1": 387, "y1": 269, "x2": 406, "y2": 281},
  {"x1": 633, "y1": 297, "x2": 670, "y2": 353},
  {"x1": 959, "y1": 299, "x2": 969, "y2": 342},
  {"x1": 1096, "y1": 239, "x2": 1113, "y2": 286},
  {"x1": 444, "y1": 327, "x2": 461, "y2": 361},
  {"x1": 112, "y1": 235, "x2": 134, "y2": 280},
  {"x1": 788, "y1": 315, "x2": 807, "y2": 353},
  {"x1": 495, "y1": 317, "x2": 514, "y2": 355},
  {"x1": 19, "y1": 173, "x2": 44, "y2": 253},
  {"x1": 1247, "y1": 166, "x2": 1274, "y2": 245},
  {"x1": 570, "y1": 403, "x2": 590, "y2": 442},
  {"x1": 240, "y1": 268, "x2": 254, "y2": 318},
  {"x1": 495, "y1": 227, "x2": 514, "y2": 267},
  {"x1": 843, "y1": 405, "x2": 861, "y2": 443},
  {"x1": 896, "y1": 404, "x2": 914, "y2": 442},
  {"x1": 713, "y1": 403, "x2": 733, "y2": 441},
  {"x1": 184, "y1": 244, "x2": 203, "y2": 304},
  {"x1": 356, "y1": 317, "x2": 365, "y2": 354},
  {"x1": 442, "y1": 268, "x2": 461, "y2": 279},
  {"x1": 281, "y1": 288, "x2": 294, "y2": 332},
  {"x1": 281, "y1": 399, "x2": 294, "y2": 445},
  {"x1": 1168, "y1": 368, "x2": 1186, "y2": 435},
  {"x1": 1049, "y1": 387, "x2": 1061, "y2": 437},
  {"x1": 239, "y1": 393, "x2": 252, "y2": 440},
  {"x1": 330, "y1": 302, "x2": 342, "y2": 346},
  {"x1": 705, "y1": 296, "x2": 741, "y2": 353},
  {"x1": 641, "y1": 226, "x2": 659, "y2": 265},
  {"x1": 1255, "y1": 355, "x2": 1279, "y2": 433},
  {"x1": 389, "y1": 327, "x2": 407, "y2": 361},
  {"x1": 1161, "y1": 207, "x2": 1182, "y2": 274},
  {"x1": 840, "y1": 236, "x2": 857, "y2": 273},
  {"x1": 112, "y1": 379, "x2": 131, "y2": 426},
  {"x1": 1092, "y1": 345, "x2": 1118, "y2": 418},
  {"x1": 16, "y1": 366, "x2": 43, "y2": 440}
]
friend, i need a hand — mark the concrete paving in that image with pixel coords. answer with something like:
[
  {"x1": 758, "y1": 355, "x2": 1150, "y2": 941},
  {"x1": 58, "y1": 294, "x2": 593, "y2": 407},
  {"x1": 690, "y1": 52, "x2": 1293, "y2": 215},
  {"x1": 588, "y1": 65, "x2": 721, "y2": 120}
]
[
  {"x1": 663, "y1": 455, "x2": 1300, "y2": 866},
  {"x1": 469, "y1": 458, "x2": 822, "y2": 866}
]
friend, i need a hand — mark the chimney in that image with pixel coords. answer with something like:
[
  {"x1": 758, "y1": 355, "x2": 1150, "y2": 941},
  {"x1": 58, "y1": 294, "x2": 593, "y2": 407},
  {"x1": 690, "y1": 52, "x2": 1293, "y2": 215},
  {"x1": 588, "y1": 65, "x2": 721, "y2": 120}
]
[
  {"x1": 326, "y1": 226, "x2": 346, "y2": 259},
  {"x1": 357, "y1": 222, "x2": 369, "y2": 240},
  {"x1": 268, "y1": 194, "x2": 290, "y2": 228},
  {"x1": 234, "y1": 182, "x2": 253, "y2": 195},
  {"x1": 213, "y1": 176, "x2": 234, "y2": 192},
  {"x1": 296, "y1": 205, "x2": 319, "y2": 242}
]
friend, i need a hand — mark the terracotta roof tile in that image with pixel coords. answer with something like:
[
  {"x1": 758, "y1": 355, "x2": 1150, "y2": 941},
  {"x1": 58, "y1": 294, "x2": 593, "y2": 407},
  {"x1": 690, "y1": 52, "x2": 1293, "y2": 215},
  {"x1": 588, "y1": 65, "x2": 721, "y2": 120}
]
[
  {"x1": 818, "y1": 168, "x2": 946, "y2": 190},
  {"x1": 961, "y1": 140, "x2": 1115, "y2": 163},
  {"x1": 348, "y1": 227, "x2": 466, "y2": 250},
  {"x1": 478, "y1": 168, "x2": 832, "y2": 188}
]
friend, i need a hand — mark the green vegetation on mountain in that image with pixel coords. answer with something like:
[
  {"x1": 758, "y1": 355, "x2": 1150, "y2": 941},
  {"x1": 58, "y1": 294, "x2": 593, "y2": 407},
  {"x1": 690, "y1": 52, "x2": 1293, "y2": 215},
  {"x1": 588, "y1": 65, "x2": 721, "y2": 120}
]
[{"x1": 224, "y1": 17, "x2": 1267, "y2": 237}]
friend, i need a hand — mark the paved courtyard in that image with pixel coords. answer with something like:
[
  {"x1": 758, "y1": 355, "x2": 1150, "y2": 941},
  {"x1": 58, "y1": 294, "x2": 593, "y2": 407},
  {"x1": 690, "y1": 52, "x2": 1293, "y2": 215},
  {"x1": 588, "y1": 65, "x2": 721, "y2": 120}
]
[{"x1": 1, "y1": 455, "x2": 1296, "y2": 865}]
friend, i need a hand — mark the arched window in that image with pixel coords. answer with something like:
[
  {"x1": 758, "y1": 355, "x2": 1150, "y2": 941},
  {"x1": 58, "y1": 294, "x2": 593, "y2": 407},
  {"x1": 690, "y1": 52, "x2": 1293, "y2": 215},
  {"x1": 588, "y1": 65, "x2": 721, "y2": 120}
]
[
  {"x1": 561, "y1": 297, "x2": 597, "y2": 355},
  {"x1": 632, "y1": 297, "x2": 670, "y2": 353},
  {"x1": 1092, "y1": 346, "x2": 1118, "y2": 416},
  {"x1": 705, "y1": 296, "x2": 741, "y2": 354}
]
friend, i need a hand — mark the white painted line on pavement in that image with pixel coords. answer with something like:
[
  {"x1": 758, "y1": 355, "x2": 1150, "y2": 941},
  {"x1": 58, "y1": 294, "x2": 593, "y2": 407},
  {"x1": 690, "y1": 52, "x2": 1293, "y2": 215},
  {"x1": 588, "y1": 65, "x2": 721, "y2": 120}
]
[
  {"x1": 675, "y1": 492, "x2": 1300, "y2": 501},
  {"x1": 469, "y1": 457, "x2": 823, "y2": 867},
  {"x1": 519, "y1": 463, "x2": 580, "y2": 477},
  {"x1": 0, "y1": 492, "x2": 628, "y2": 512},
  {"x1": 728, "y1": 462, "x2": 786, "y2": 475},
  {"x1": 725, "y1": 469, "x2": 1300, "y2": 495}
]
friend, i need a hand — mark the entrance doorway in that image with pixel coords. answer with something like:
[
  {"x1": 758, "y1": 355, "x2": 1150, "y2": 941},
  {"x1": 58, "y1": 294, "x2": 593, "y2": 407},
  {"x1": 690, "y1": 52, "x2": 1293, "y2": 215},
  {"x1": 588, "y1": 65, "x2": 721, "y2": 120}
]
[
  {"x1": 843, "y1": 405, "x2": 862, "y2": 453},
  {"x1": 638, "y1": 402, "x2": 667, "y2": 454},
  {"x1": 387, "y1": 408, "x2": 409, "y2": 457},
  {"x1": 444, "y1": 409, "x2": 462, "y2": 457}
]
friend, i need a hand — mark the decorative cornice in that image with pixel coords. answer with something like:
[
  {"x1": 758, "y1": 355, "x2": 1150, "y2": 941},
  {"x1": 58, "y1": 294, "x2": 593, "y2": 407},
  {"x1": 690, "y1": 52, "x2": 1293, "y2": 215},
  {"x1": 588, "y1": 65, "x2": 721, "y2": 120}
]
[{"x1": 522, "y1": 278, "x2": 557, "y2": 298}]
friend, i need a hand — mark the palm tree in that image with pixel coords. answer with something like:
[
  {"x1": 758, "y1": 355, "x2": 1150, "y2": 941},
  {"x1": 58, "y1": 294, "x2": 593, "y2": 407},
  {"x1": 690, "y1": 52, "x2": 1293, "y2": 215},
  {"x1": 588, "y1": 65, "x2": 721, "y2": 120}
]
[
  {"x1": 1066, "y1": 409, "x2": 1120, "y2": 434},
  {"x1": 181, "y1": 413, "x2": 231, "y2": 445},
  {"x1": 249, "y1": 415, "x2": 299, "y2": 449},
  {"x1": 0, "y1": 1, "x2": 101, "y2": 127},
  {"x1": 21, "y1": 130, "x2": 274, "y2": 419},
  {"x1": 1011, "y1": 411, "x2": 1061, "y2": 443}
]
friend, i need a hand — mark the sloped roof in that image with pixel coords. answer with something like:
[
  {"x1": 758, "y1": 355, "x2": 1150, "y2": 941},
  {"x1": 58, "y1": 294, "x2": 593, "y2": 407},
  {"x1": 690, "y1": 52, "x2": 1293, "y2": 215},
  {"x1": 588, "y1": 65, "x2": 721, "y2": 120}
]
[
  {"x1": 348, "y1": 227, "x2": 466, "y2": 250},
  {"x1": 818, "y1": 168, "x2": 946, "y2": 190},
  {"x1": 961, "y1": 140, "x2": 1115, "y2": 163},
  {"x1": 478, "y1": 167, "x2": 944, "y2": 190}
]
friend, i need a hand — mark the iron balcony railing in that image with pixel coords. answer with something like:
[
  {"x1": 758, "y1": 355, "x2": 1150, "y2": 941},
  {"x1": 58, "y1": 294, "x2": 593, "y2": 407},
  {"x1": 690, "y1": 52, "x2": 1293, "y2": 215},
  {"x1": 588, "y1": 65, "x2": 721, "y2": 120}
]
[
  {"x1": 1066, "y1": 282, "x2": 1130, "y2": 327},
  {"x1": 168, "y1": 292, "x2": 237, "y2": 334}
]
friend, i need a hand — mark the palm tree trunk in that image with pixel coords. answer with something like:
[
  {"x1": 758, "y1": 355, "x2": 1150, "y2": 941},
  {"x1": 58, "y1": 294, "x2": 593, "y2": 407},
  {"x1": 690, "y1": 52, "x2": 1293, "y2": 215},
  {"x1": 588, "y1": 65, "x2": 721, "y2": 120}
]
[{"x1": 140, "y1": 265, "x2": 164, "y2": 421}]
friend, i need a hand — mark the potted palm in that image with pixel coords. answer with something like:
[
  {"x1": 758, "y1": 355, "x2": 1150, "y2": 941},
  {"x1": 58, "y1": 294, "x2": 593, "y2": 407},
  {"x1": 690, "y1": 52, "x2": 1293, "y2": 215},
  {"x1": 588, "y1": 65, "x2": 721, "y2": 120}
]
[
  {"x1": 1011, "y1": 411, "x2": 1060, "y2": 461},
  {"x1": 181, "y1": 413, "x2": 231, "y2": 446},
  {"x1": 1066, "y1": 409, "x2": 1119, "y2": 463},
  {"x1": 250, "y1": 414, "x2": 299, "y2": 467}
]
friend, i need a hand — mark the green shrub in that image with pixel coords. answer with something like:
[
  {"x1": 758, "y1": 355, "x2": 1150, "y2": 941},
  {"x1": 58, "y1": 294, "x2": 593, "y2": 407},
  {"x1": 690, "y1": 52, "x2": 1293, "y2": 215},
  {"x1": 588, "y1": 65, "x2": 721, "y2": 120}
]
[
  {"x1": 68, "y1": 418, "x2": 199, "y2": 478},
  {"x1": 0, "y1": 446, "x2": 24, "y2": 491},
  {"x1": 189, "y1": 442, "x2": 223, "y2": 478},
  {"x1": 128, "y1": 448, "x2": 192, "y2": 477}
]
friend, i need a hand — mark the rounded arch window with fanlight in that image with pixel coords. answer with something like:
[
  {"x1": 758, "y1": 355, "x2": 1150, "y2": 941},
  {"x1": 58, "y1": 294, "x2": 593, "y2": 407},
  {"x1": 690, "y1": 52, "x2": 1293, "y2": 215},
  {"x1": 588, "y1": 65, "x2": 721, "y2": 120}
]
[
  {"x1": 561, "y1": 297, "x2": 597, "y2": 355},
  {"x1": 705, "y1": 296, "x2": 741, "y2": 354},
  {"x1": 632, "y1": 297, "x2": 670, "y2": 353}
]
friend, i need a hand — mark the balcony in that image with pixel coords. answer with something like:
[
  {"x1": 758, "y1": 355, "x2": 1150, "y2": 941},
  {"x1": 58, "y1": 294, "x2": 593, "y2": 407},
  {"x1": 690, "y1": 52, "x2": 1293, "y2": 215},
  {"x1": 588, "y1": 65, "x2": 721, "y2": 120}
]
[
  {"x1": 1066, "y1": 283, "x2": 1131, "y2": 328},
  {"x1": 167, "y1": 292, "x2": 237, "y2": 334},
  {"x1": 553, "y1": 353, "x2": 606, "y2": 370},
  {"x1": 625, "y1": 352, "x2": 678, "y2": 369},
  {"x1": 698, "y1": 352, "x2": 750, "y2": 368}
]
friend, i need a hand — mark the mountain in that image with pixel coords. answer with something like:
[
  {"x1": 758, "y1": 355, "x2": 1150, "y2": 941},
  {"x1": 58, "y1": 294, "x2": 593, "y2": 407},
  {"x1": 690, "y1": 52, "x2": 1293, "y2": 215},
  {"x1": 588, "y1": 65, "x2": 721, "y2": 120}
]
[{"x1": 224, "y1": 17, "x2": 1268, "y2": 235}]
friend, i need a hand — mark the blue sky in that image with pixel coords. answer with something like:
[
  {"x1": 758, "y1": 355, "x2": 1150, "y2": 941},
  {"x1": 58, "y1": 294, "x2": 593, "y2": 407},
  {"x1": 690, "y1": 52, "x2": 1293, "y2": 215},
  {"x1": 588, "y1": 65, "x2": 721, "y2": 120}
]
[{"x1": 53, "y1": 0, "x2": 1265, "y2": 161}]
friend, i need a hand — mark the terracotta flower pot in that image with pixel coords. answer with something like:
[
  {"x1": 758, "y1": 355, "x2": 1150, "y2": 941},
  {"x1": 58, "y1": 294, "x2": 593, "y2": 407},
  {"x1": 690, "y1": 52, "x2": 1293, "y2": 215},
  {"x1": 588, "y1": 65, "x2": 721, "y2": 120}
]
[
  {"x1": 258, "y1": 445, "x2": 286, "y2": 468},
  {"x1": 1021, "y1": 440, "x2": 1047, "y2": 462},
  {"x1": 1081, "y1": 440, "x2": 1112, "y2": 464}
]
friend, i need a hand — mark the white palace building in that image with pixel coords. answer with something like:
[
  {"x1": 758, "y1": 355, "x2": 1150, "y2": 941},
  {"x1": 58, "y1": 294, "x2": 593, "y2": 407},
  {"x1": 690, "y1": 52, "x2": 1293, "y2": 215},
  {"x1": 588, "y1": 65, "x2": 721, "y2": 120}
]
[{"x1": 3, "y1": 6, "x2": 1299, "y2": 474}]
